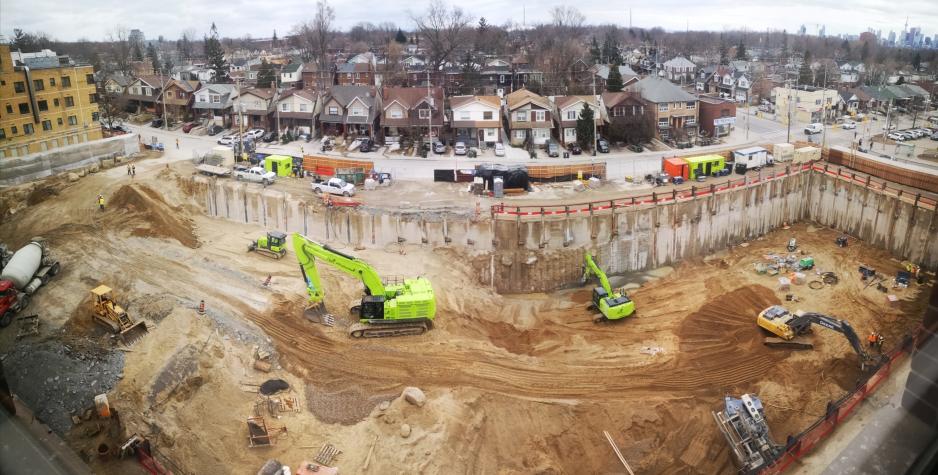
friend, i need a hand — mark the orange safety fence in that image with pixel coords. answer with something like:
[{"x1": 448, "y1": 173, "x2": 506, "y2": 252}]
[
  {"x1": 759, "y1": 327, "x2": 923, "y2": 474},
  {"x1": 301, "y1": 155, "x2": 374, "y2": 176}
]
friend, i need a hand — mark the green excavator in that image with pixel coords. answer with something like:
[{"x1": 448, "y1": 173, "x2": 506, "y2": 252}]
[
  {"x1": 292, "y1": 233, "x2": 436, "y2": 338},
  {"x1": 582, "y1": 252, "x2": 635, "y2": 322},
  {"x1": 248, "y1": 231, "x2": 288, "y2": 259}
]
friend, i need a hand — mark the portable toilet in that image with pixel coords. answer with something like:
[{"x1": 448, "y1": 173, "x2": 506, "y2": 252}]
[
  {"x1": 663, "y1": 157, "x2": 690, "y2": 180},
  {"x1": 264, "y1": 155, "x2": 294, "y2": 177},
  {"x1": 683, "y1": 154, "x2": 726, "y2": 180}
]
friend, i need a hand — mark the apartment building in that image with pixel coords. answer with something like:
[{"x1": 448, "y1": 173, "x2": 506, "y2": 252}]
[{"x1": 0, "y1": 43, "x2": 102, "y2": 158}]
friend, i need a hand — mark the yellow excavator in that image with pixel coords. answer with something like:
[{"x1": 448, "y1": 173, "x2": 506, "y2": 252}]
[{"x1": 91, "y1": 285, "x2": 148, "y2": 344}]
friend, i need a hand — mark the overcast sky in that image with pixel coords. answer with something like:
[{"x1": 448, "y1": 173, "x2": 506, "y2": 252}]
[{"x1": 1, "y1": 0, "x2": 935, "y2": 42}]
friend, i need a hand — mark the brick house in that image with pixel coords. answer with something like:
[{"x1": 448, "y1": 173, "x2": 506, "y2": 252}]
[
  {"x1": 504, "y1": 88, "x2": 553, "y2": 147},
  {"x1": 335, "y1": 62, "x2": 375, "y2": 86},
  {"x1": 697, "y1": 96, "x2": 736, "y2": 138},
  {"x1": 381, "y1": 86, "x2": 445, "y2": 142},
  {"x1": 160, "y1": 79, "x2": 200, "y2": 122},
  {"x1": 626, "y1": 76, "x2": 699, "y2": 140},
  {"x1": 318, "y1": 85, "x2": 380, "y2": 139}
]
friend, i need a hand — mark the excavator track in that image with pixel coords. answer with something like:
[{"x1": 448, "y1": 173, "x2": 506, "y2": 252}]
[
  {"x1": 763, "y1": 337, "x2": 814, "y2": 350},
  {"x1": 348, "y1": 320, "x2": 430, "y2": 338}
]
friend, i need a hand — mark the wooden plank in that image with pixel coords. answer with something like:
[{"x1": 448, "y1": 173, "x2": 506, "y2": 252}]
[{"x1": 603, "y1": 430, "x2": 636, "y2": 475}]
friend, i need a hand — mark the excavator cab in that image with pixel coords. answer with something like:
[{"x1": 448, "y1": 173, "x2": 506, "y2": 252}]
[
  {"x1": 248, "y1": 231, "x2": 288, "y2": 259},
  {"x1": 592, "y1": 287, "x2": 635, "y2": 322}
]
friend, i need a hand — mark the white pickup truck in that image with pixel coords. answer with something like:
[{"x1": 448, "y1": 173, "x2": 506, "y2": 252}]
[
  {"x1": 233, "y1": 166, "x2": 276, "y2": 185},
  {"x1": 311, "y1": 177, "x2": 356, "y2": 197}
]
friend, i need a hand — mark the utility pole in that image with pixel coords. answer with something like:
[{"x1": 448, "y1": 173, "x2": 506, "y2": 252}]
[
  {"x1": 275, "y1": 73, "x2": 281, "y2": 137},
  {"x1": 786, "y1": 80, "x2": 793, "y2": 143},
  {"x1": 159, "y1": 70, "x2": 168, "y2": 130},
  {"x1": 592, "y1": 74, "x2": 597, "y2": 155},
  {"x1": 883, "y1": 98, "x2": 891, "y2": 152},
  {"x1": 236, "y1": 77, "x2": 244, "y2": 161},
  {"x1": 821, "y1": 66, "x2": 828, "y2": 149},
  {"x1": 426, "y1": 70, "x2": 433, "y2": 146}
]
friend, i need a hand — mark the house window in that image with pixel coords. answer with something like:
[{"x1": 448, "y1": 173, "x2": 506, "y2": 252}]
[
  {"x1": 5, "y1": 104, "x2": 11, "y2": 113},
  {"x1": 328, "y1": 106, "x2": 338, "y2": 115},
  {"x1": 53, "y1": 98, "x2": 59, "y2": 107},
  {"x1": 211, "y1": 95, "x2": 220, "y2": 104},
  {"x1": 350, "y1": 106, "x2": 365, "y2": 116},
  {"x1": 612, "y1": 107, "x2": 623, "y2": 117},
  {"x1": 33, "y1": 79, "x2": 44, "y2": 91},
  {"x1": 50, "y1": 78, "x2": 55, "y2": 87},
  {"x1": 513, "y1": 130, "x2": 526, "y2": 139},
  {"x1": 23, "y1": 123, "x2": 34, "y2": 135},
  {"x1": 65, "y1": 96, "x2": 74, "y2": 107},
  {"x1": 299, "y1": 103, "x2": 307, "y2": 112},
  {"x1": 659, "y1": 103, "x2": 668, "y2": 112},
  {"x1": 18, "y1": 103, "x2": 29, "y2": 114},
  {"x1": 14, "y1": 82, "x2": 25, "y2": 93},
  {"x1": 57, "y1": 118, "x2": 63, "y2": 125},
  {"x1": 566, "y1": 110, "x2": 576, "y2": 120},
  {"x1": 11, "y1": 126, "x2": 17, "y2": 134},
  {"x1": 143, "y1": 87, "x2": 152, "y2": 96},
  {"x1": 658, "y1": 118, "x2": 668, "y2": 127},
  {"x1": 38, "y1": 100, "x2": 48, "y2": 111},
  {"x1": 0, "y1": 128, "x2": 5, "y2": 139},
  {"x1": 564, "y1": 128, "x2": 576, "y2": 139},
  {"x1": 815, "y1": 99, "x2": 821, "y2": 105},
  {"x1": 42, "y1": 120, "x2": 52, "y2": 131},
  {"x1": 686, "y1": 101, "x2": 696, "y2": 109},
  {"x1": 92, "y1": 112, "x2": 99, "y2": 122},
  {"x1": 61, "y1": 76, "x2": 71, "y2": 87},
  {"x1": 355, "y1": 73, "x2": 360, "y2": 80},
  {"x1": 89, "y1": 94, "x2": 97, "y2": 104},
  {"x1": 68, "y1": 115, "x2": 78, "y2": 125},
  {"x1": 499, "y1": 75, "x2": 505, "y2": 82},
  {"x1": 178, "y1": 92, "x2": 185, "y2": 98},
  {"x1": 416, "y1": 109, "x2": 429, "y2": 119},
  {"x1": 459, "y1": 111, "x2": 470, "y2": 120},
  {"x1": 281, "y1": 103, "x2": 290, "y2": 112},
  {"x1": 86, "y1": 74, "x2": 94, "y2": 84},
  {"x1": 483, "y1": 111, "x2": 493, "y2": 120},
  {"x1": 534, "y1": 111, "x2": 546, "y2": 121},
  {"x1": 515, "y1": 111, "x2": 528, "y2": 121}
]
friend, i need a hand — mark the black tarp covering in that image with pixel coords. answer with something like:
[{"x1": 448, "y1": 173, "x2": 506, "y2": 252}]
[{"x1": 474, "y1": 164, "x2": 530, "y2": 190}]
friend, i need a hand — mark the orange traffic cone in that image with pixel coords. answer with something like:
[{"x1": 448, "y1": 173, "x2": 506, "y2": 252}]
[{"x1": 197, "y1": 299, "x2": 205, "y2": 315}]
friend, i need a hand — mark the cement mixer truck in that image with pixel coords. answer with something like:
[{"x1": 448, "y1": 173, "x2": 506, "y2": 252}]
[{"x1": 0, "y1": 239, "x2": 60, "y2": 327}]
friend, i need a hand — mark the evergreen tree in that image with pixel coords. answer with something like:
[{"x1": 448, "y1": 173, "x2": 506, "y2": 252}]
[
  {"x1": 860, "y1": 41, "x2": 871, "y2": 63},
  {"x1": 589, "y1": 37, "x2": 601, "y2": 64},
  {"x1": 606, "y1": 63, "x2": 624, "y2": 92},
  {"x1": 132, "y1": 42, "x2": 143, "y2": 62},
  {"x1": 840, "y1": 39, "x2": 850, "y2": 58},
  {"x1": 395, "y1": 29, "x2": 407, "y2": 44},
  {"x1": 272, "y1": 29, "x2": 278, "y2": 48},
  {"x1": 798, "y1": 50, "x2": 813, "y2": 86},
  {"x1": 735, "y1": 41, "x2": 746, "y2": 60},
  {"x1": 146, "y1": 43, "x2": 160, "y2": 74},
  {"x1": 257, "y1": 59, "x2": 276, "y2": 88},
  {"x1": 718, "y1": 38, "x2": 728, "y2": 65},
  {"x1": 601, "y1": 32, "x2": 621, "y2": 64},
  {"x1": 576, "y1": 102, "x2": 595, "y2": 151},
  {"x1": 204, "y1": 23, "x2": 229, "y2": 83},
  {"x1": 912, "y1": 52, "x2": 922, "y2": 71},
  {"x1": 781, "y1": 30, "x2": 789, "y2": 59},
  {"x1": 895, "y1": 75, "x2": 905, "y2": 85}
]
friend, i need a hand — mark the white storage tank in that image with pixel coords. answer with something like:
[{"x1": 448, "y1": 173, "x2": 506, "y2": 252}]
[{"x1": 0, "y1": 241, "x2": 43, "y2": 290}]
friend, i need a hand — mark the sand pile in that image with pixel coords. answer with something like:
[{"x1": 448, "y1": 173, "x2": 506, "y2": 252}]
[{"x1": 109, "y1": 184, "x2": 200, "y2": 248}]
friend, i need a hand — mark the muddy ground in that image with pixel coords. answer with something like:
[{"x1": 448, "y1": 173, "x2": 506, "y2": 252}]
[{"x1": 0, "y1": 156, "x2": 930, "y2": 474}]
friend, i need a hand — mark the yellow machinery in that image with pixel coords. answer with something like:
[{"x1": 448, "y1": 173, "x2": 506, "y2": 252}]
[{"x1": 91, "y1": 285, "x2": 148, "y2": 344}]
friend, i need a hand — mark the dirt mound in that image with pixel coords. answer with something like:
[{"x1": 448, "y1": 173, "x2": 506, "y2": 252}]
[
  {"x1": 26, "y1": 186, "x2": 59, "y2": 205},
  {"x1": 109, "y1": 184, "x2": 200, "y2": 248}
]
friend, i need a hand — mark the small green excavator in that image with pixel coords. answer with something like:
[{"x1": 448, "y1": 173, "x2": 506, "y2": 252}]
[
  {"x1": 292, "y1": 233, "x2": 436, "y2": 338},
  {"x1": 582, "y1": 252, "x2": 635, "y2": 322}
]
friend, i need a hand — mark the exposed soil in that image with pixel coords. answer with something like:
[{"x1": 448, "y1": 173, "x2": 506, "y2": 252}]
[{"x1": 0, "y1": 159, "x2": 930, "y2": 474}]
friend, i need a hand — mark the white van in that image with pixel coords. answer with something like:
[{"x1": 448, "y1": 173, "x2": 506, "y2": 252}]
[{"x1": 804, "y1": 123, "x2": 823, "y2": 135}]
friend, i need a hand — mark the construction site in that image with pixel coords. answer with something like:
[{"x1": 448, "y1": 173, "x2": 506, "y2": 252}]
[{"x1": 0, "y1": 147, "x2": 935, "y2": 474}]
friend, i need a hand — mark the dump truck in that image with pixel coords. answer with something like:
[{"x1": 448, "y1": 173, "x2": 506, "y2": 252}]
[{"x1": 0, "y1": 239, "x2": 61, "y2": 327}]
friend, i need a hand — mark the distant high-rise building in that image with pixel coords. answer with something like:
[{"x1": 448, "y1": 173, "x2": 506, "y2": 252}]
[
  {"x1": 129, "y1": 29, "x2": 145, "y2": 48},
  {"x1": 887, "y1": 31, "x2": 896, "y2": 45},
  {"x1": 819, "y1": 25, "x2": 826, "y2": 37},
  {"x1": 798, "y1": 24, "x2": 806, "y2": 36}
]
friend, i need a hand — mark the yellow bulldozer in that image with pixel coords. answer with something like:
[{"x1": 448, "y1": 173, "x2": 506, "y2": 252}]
[{"x1": 91, "y1": 285, "x2": 148, "y2": 344}]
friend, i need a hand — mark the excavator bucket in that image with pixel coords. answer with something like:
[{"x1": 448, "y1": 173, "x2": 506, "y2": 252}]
[
  {"x1": 119, "y1": 321, "x2": 149, "y2": 345},
  {"x1": 303, "y1": 303, "x2": 335, "y2": 326}
]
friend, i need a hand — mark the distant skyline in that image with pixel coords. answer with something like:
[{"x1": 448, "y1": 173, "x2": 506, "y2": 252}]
[{"x1": 1, "y1": 0, "x2": 935, "y2": 43}]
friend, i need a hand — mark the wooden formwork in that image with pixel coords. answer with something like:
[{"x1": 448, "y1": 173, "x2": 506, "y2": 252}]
[
  {"x1": 826, "y1": 148, "x2": 938, "y2": 193},
  {"x1": 527, "y1": 163, "x2": 606, "y2": 181},
  {"x1": 302, "y1": 155, "x2": 374, "y2": 176}
]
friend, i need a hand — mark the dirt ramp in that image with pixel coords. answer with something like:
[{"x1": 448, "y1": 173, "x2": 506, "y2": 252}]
[{"x1": 109, "y1": 184, "x2": 200, "y2": 248}]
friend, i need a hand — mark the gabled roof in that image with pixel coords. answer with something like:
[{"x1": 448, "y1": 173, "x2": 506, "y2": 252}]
[
  {"x1": 505, "y1": 88, "x2": 551, "y2": 110},
  {"x1": 450, "y1": 95, "x2": 500, "y2": 110},
  {"x1": 382, "y1": 86, "x2": 444, "y2": 110},
  {"x1": 105, "y1": 74, "x2": 133, "y2": 87},
  {"x1": 278, "y1": 89, "x2": 317, "y2": 102},
  {"x1": 552, "y1": 95, "x2": 599, "y2": 111},
  {"x1": 134, "y1": 75, "x2": 163, "y2": 88},
  {"x1": 898, "y1": 83, "x2": 929, "y2": 97},
  {"x1": 663, "y1": 56, "x2": 696, "y2": 69},
  {"x1": 281, "y1": 63, "x2": 303, "y2": 74},
  {"x1": 326, "y1": 85, "x2": 377, "y2": 106},
  {"x1": 165, "y1": 79, "x2": 200, "y2": 93},
  {"x1": 235, "y1": 87, "x2": 276, "y2": 100},
  {"x1": 601, "y1": 92, "x2": 645, "y2": 108},
  {"x1": 336, "y1": 62, "x2": 372, "y2": 74},
  {"x1": 594, "y1": 64, "x2": 638, "y2": 80},
  {"x1": 626, "y1": 76, "x2": 697, "y2": 103},
  {"x1": 885, "y1": 85, "x2": 912, "y2": 99}
]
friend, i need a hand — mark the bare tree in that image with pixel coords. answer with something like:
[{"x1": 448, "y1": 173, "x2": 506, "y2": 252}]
[
  {"x1": 550, "y1": 6, "x2": 585, "y2": 33},
  {"x1": 313, "y1": 1, "x2": 335, "y2": 68},
  {"x1": 413, "y1": 0, "x2": 472, "y2": 69},
  {"x1": 108, "y1": 27, "x2": 131, "y2": 75}
]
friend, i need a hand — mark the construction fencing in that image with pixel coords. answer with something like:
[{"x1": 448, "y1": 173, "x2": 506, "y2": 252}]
[
  {"x1": 826, "y1": 147, "x2": 938, "y2": 194},
  {"x1": 759, "y1": 327, "x2": 922, "y2": 475},
  {"x1": 490, "y1": 162, "x2": 938, "y2": 220}
]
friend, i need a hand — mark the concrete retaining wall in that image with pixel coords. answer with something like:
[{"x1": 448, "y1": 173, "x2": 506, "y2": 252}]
[
  {"x1": 0, "y1": 135, "x2": 138, "y2": 186},
  {"x1": 190, "y1": 170, "x2": 937, "y2": 294}
]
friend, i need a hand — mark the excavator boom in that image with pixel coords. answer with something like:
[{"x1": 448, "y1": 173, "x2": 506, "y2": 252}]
[
  {"x1": 582, "y1": 253, "x2": 635, "y2": 322},
  {"x1": 583, "y1": 253, "x2": 614, "y2": 296}
]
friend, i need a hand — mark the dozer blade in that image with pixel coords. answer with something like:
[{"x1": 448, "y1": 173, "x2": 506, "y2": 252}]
[
  {"x1": 303, "y1": 304, "x2": 335, "y2": 326},
  {"x1": 119, "y1": 321, "x2": 149, "y2": 345},
  {"x1": 764, "y1": 337, "x2": 813, "y2": 350}
]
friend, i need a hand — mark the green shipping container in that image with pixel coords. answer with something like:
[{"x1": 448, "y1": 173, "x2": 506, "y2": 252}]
[
  {"x1": 264, "y1": 155, "x2": 295, "y2": 177},
  {"x1": 682, "y1": 154, "x2": 726, "y2": 180}
]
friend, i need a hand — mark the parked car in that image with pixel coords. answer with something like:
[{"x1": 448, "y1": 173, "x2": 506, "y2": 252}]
[
  {"x1": 627, "y1": 143, "x2": 643, "y2": 153},
  {"x1": 567, "y1": 143, "x2": 582, "y2": 155},
  {"x1": 233, "y1": 165, "x2": 276, "y2": 185},
  {"x1": 217, "y1": 134, "x2": 238, "y2": 146},
  {"x1": 841, "y1": 121, "x2": 856, "y2": 130},
  {"x1": 887, "y1": 132, "x2": 905, "y2": 141},
  {"x1": 358, "y1": 138, "x2": 375, "y2": 153},
  {"x1": 597, "y1": 138, "x2": 610, "y2": 153},
  {"x1": 207, "y1": 125, "x2": 224, "y2": 136},
  {"x1": 244, "y1": 128, "x2": 265, "y2": 140},
  {"x1": 433, "y1": 141, "x2": 446, "y2": 154},
  {"x1": 311, "y1": 176, "x2": 355, "y2": 197},
  {"x1": 494, "y1": 142, "x2": 505, "y2": 157},
  {"x1": 453, "y1": 141, "x2": 467, "y2": 155},
  {"x1": 151, "y1": 118, "x2": 164, "y2": 128},
  {"x1": 546, "y1": 141, "x2": 560, "y2": 157},
  {"x1": 804, "y1": 123, "x2": 823, "y2": 135},
  {"x1": 112, "y1": 124, "x2": 131, "y2": 134},
  {"x1": 262, "y1": 131, "x2": 278, "y2": 142},
  {"x1": 182, "y1": 122, "x2": 197, "y2": 133},
  {"x1": 930, "y1": 131, "x2": 938, "y2": 141}
]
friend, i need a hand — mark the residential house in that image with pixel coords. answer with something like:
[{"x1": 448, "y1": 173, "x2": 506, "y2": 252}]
[
  {"x1": 124, "y1": 76, "x2": 164, "y2": 113},
  {"x1": 301, "y1": 62, "x2": 334, "y2": 91},
  {"x1": 626, "y1": 76, "x2": 699, "y2": 140},
  {"x1": 729, "y1": 60, "x2": 750, "y2": 73},
  {"x1": 697, "y1": 97, "x2": 736, "y2": 138},
  {"x1": 838, "y1": 89, "x2": 860, "y2": 114},
  {"x1": 710, "y1": 67, "x2": 752, "y2": 103},
  {"x1": 275, "y1": 89, "x2": 318, "y2": 136},
  {"x1": 380, "y1": 86, "x2": 445, "y2": 142},
  {"x1": 318, "y1": 85, "x2": 380, "y2": 138},
  {"x1": 510, "y1": 68, "x2": 544, "y2": 91},
  {"x1": 160, "y1": 79, "x2": 200, "y2": 122},
  {"x1": 838, "y1": 62, "x2": 866, "y2": 84},
  {"x1": 550, "y1": 95, "x2": 606, "y2": 146},
  {"x1": 479, "y1": 66, "x2": 512, "y2": 95},
  {"x1": 402, "y1": 56, "x2": 426, "y2": 69},
  {"x1": 662, "y1": 56, "x2": 697, "y2": 84},
  {"x1": 772, "y1": 86, "x2": 843, "y2": 123},
  {"x1": 348, "y1": 52, "x2": 376, "y2": 66},
  {"x1": 600, "y1": 91, "x2": 652, "y2": 144},
  {"x1": 229, "y1": 58, "x2": 249, "y2": 74},
  {"x1": 280, "y1": 63, "x2": 303, "y2": 88},
  {"x1": 336, "y1": 62, "x2": 375, "y2": 86},
  {"x1": 505, "y1": 89, "x2": 553, "y2": 147},
  {"x1": 102, "y1": 74, "x2": 132, "y2": 95},
  {"x1": 192, "y1": 83, "x2": 238, "y2": 127},
  {"x1": 449, "y1": 95, "x2": 502, "y2": 146},
  {"x1": 592, "y1": 64, "x2": 640, "y2": 91},
  {"x1": 231, "y1": 88, "x2": 277, "y2": 130}
]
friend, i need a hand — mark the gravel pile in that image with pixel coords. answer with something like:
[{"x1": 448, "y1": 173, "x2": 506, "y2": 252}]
[{"x1": 2, "y1": 339, "x2": 124, "y2": 434}]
